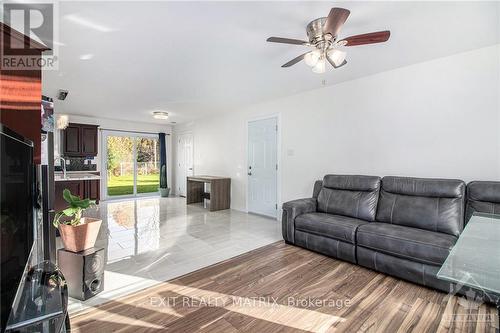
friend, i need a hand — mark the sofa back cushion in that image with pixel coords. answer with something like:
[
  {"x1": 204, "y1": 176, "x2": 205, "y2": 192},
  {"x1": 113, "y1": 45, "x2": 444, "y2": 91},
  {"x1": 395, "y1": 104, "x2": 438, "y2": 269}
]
[
  {"x1": 312, "y1": 180, "x2": 323, "y2": 199},
  {"x1": 317, "y1": 175, "x2": 381, "y2": 221},
  {"x1": 466, "y1": 181, "x2": 500, "y2": 222},
  {"x1": 376, "y1": 176, "x2": 465, "y2": 237}
]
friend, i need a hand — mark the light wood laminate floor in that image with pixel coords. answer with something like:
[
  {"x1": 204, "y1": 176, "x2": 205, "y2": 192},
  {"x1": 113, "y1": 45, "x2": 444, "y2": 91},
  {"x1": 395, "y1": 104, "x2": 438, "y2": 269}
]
[
  {"x1": 64, "y1": 197, "x2": 281, "y2": 313},
  {"x1": 71, "y1": 241, "x2": 498, "y2": 332}
]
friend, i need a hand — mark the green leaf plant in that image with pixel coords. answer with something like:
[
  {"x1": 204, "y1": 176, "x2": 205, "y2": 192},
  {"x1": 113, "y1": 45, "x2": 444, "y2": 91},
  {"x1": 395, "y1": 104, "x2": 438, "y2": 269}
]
[{"x1": 52, "y1": 189, "x2": 96, "y2": 228}]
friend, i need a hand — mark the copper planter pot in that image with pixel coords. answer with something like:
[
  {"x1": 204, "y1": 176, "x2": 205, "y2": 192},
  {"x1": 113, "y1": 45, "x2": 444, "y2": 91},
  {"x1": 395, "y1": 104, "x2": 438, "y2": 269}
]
[{"x1": 58, "y1": 217, "x2": 102, "y2": 252}]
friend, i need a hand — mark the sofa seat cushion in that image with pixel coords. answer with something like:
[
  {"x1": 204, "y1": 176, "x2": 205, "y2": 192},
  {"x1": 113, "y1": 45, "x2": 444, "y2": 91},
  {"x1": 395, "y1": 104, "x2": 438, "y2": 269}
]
[
  {"x1": 357, "y1": 223, "x2": 457, "y2": 265},
  {"x1": 295, "y1": 213, "x2": 369, "y2": 244}
]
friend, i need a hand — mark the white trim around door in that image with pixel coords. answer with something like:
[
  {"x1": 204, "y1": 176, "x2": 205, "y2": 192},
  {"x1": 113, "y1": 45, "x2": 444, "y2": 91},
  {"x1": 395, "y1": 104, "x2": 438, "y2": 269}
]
[{"x1": 176, "y1": 132, "x2": 194, "y2": 197}]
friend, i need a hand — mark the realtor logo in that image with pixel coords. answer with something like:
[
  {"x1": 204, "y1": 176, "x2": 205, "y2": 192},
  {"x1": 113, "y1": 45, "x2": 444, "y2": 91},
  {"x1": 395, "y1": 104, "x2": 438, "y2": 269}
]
[
  {"x1": 1, "y1": 2, "x2": 58, "y2": 70},
  {"x1": 443, "y1": 274, "x2": 496, "y2": 324}
]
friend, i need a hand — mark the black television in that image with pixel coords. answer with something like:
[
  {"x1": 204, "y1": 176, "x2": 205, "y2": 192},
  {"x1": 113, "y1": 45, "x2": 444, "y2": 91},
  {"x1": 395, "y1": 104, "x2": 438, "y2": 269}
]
[{"x1": 0, "y1": 124, "x2": 35, "y2": 332}]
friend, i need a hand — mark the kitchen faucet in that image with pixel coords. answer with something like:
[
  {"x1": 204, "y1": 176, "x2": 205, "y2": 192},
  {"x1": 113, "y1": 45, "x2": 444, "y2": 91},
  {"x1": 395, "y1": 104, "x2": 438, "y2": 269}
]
[{"x1": 55, "y1": 156, "x2": 67, "y2": 178}]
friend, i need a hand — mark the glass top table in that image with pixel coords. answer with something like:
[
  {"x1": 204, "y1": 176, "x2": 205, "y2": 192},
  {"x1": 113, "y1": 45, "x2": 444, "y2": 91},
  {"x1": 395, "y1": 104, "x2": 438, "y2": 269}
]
[
  {"x1": 5, "y1": 261, "x2": 67, "y2": 333},
  {"x1": 438, "y1": 212, "x2": 500, "y2": 295}
]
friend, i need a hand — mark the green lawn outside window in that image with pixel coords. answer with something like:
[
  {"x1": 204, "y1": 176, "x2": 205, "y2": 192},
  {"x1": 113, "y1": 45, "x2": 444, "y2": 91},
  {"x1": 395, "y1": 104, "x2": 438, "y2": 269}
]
[{"x1": 107, "y1": 174, "x2": 159, "y2": 196}]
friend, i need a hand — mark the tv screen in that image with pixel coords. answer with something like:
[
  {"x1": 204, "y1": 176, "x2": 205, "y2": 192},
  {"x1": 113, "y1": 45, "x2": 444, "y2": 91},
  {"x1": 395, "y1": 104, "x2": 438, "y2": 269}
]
[{"x1": 0, "y1": 125, "x2": 34, "y2": 332}]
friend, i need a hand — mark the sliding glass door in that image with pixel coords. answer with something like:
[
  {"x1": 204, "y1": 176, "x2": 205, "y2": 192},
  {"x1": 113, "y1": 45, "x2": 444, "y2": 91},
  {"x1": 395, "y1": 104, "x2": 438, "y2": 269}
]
[
  {"x1": 106, "y1": 135, "x2": 135, "y2": 196},
  {"x1": 136, "y1": 137, "x2": 160, "y2": 194},
  {"x1": 103, "y1": 131, "x2": 160, "y2": 199}
]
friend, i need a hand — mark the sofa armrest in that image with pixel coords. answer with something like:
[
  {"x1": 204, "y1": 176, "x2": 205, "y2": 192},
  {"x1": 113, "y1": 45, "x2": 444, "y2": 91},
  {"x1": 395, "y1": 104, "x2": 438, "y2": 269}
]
[{"x1": 281, "y1": 198, "x2": 317, "y2": 243}]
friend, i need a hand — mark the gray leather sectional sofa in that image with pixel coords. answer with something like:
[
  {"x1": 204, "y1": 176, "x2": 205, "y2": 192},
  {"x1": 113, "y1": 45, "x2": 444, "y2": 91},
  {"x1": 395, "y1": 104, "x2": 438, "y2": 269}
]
[{"x1": 282, "y1": 175, "x2": 499, "y2": 294}]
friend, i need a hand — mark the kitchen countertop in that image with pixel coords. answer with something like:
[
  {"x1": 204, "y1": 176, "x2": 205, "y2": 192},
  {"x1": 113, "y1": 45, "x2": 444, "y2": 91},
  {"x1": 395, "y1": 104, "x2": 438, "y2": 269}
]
[
  {"x1": 54, "y1": 172, "x2": 101, "y2": 182},
  {"x1": 57, "y1": 170, "x2": 100, "y2": 174}
]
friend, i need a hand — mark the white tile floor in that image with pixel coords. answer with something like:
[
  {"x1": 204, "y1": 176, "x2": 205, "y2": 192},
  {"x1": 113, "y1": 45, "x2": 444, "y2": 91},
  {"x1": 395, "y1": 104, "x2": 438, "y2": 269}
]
[{"x1": 62, "y1": 196, "x2": 282, "y2": 313}]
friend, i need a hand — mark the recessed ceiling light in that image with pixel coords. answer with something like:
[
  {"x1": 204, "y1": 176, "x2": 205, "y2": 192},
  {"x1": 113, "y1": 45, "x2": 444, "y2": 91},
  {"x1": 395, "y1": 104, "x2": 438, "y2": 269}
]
[
  {"x1": 64, "y1": 14, "x2": 114, "y2": 32},
  {"x1": 152, "y1": 111, "x2": 169, "y2": 120},
  {"x1": 80, "y1": 54, "x2": 94, "y2": 60}
]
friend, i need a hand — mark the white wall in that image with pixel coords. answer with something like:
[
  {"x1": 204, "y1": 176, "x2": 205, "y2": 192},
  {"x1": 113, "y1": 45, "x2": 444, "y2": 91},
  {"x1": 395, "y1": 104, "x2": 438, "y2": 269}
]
[
  {"x1": 54, "y1": 114, "x2": 174, "y2": 194},
  {"x1": 174, "y1": 45, "x2": 500, "y2": 213}
]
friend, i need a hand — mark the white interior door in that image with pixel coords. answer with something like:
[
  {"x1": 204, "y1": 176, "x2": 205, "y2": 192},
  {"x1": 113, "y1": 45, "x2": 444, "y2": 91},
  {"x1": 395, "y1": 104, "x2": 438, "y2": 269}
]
[
  {"x1": 248, "y1": 118, "x2": 277, "y2": 218},
  {"x1": 184, "y1": 134, "x2": 194, "y2": 177},
  {"x1": 177, "y1": 133, "x2": 194, "y2": 196}
]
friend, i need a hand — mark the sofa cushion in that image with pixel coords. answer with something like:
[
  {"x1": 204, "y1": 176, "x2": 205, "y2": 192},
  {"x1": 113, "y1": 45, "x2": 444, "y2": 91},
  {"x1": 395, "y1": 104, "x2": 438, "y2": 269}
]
[
  {"x1": 317, "y1": 175, "x2": 381, "y2": 221},
  {"x1": 357, "y1": 223, "x2": 457, "y2": 266},
  {"x1": 466, "y1": 181, "x2": 500, "y2": 222},
  {"x1": 295, "y1": 230, "x2": 357, "y2": 263},
  {"x1": 295, "y1": 212, "x2": 368, "y2": 244},
  {"x1": 312, "y1": 180, "x2": 323, "y2": 198},
  {"x1": 376, "y1": 176, "x2": 465, "y2": 237}
]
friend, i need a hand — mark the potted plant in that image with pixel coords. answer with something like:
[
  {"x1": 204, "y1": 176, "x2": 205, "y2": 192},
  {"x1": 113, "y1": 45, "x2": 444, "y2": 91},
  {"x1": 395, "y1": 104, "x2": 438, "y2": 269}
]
[
  {"x1": 53, "y1": 189, "x2": 101, "y2": 252},
  {"x1": 159, "y1": 164, "x2": 170, "y2": 197}
]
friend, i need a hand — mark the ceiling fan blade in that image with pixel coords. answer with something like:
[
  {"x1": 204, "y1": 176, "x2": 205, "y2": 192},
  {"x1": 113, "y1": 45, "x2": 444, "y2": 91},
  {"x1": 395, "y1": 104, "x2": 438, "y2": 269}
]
[
  {"x1": 282, "y1": 52, "x2": 311, "y2": 67},
  {"x1": 324, "y1": 7, "x2": 350, "y2": 37},
  {"x1": 267, "y1": 37, "x2": 309, "y2": 46},
  {"x1": 340, "y1": 31, "x2": 391, "y2": 46},
  {"x1": 326, "y1": 56, "x2": 347, "y2": 69}
]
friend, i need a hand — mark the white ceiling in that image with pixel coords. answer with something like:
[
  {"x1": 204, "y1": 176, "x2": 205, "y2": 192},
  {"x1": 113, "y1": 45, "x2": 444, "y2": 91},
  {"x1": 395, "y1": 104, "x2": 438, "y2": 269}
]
[{"x1": 42, "y1": 1, "x2": 500, "y2": 124}]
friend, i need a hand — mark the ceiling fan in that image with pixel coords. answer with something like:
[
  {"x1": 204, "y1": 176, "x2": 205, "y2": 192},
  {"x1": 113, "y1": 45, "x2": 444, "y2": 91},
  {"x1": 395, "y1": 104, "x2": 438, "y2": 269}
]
[{"x1": 267, "y1": 7, "x2": 390, "y2": 73}]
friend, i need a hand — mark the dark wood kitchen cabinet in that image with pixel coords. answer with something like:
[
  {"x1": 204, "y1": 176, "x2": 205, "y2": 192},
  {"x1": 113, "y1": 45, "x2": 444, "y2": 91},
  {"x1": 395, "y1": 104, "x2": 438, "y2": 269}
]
[
  {"x1": 62, "y1": 123, "x2": 98, "y2": 157},
  {"x1": 55, "y1": 179, "x2": 100, "y2": 211},
  {"x1": 81, "y1": 126, "x2": 98, "y2": 155},
  {"x1": 85, "y1": 179, "x2": 100, "y2": 201},
  {"x1": 63, "y1": 125, "x2": 81, "y2": 155},
  {"x1": 55, "y1": 180, "x2": 84, "y2": 210}
]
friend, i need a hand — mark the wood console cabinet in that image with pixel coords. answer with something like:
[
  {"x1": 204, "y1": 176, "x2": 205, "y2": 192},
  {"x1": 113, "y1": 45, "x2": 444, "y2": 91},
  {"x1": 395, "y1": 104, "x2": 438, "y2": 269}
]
[
  {"x1": 55, "y1": 179, "x2": 100, "y2": 211},
  {"x1": 187, "y1": 176, "x2": 231, "y2": 211},
  {"x1": 63, "y1": 123, "x2": 98, "y2": 157}
]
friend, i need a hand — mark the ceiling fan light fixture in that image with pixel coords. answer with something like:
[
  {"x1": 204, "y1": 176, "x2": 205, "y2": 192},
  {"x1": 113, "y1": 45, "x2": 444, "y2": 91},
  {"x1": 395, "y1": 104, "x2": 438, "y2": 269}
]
[
  {"x1": 328, "y1": 49, "x2": 347, "y2": 66},
  {"x1": 304, "y1": 50, "x2": 321, "y2": 67},
  {"x1": 312, "y1": 58, "x2": 326, "y2": 74},
  {"x1": 266, "y1": 8, "x2": 390, "y2": 73}
]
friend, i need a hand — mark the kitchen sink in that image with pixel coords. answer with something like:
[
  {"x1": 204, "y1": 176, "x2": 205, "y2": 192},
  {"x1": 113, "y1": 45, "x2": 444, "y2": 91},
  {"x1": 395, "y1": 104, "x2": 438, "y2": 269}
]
[{"x1": 54, "y1": 173, "x2": 100, "y2": 181}]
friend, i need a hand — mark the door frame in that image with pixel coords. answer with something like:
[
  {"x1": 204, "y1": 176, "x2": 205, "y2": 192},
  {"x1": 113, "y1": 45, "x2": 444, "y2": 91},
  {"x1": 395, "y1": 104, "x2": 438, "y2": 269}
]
[
  {"x1": 176, "y1": 131, "x2": 194, "y2": 197},
  {"x1": 101, "y1": 129, "x2": 160, "y2": 200},
  {"x1": 245, "y1": 114, "x2": 281, "y2": 219}
]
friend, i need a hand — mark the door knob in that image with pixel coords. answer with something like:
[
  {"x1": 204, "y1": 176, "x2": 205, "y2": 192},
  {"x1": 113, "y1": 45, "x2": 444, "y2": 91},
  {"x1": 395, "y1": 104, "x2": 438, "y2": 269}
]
[{"x1": 247, "y1": 172, "x2": 252, "y2": 176}]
